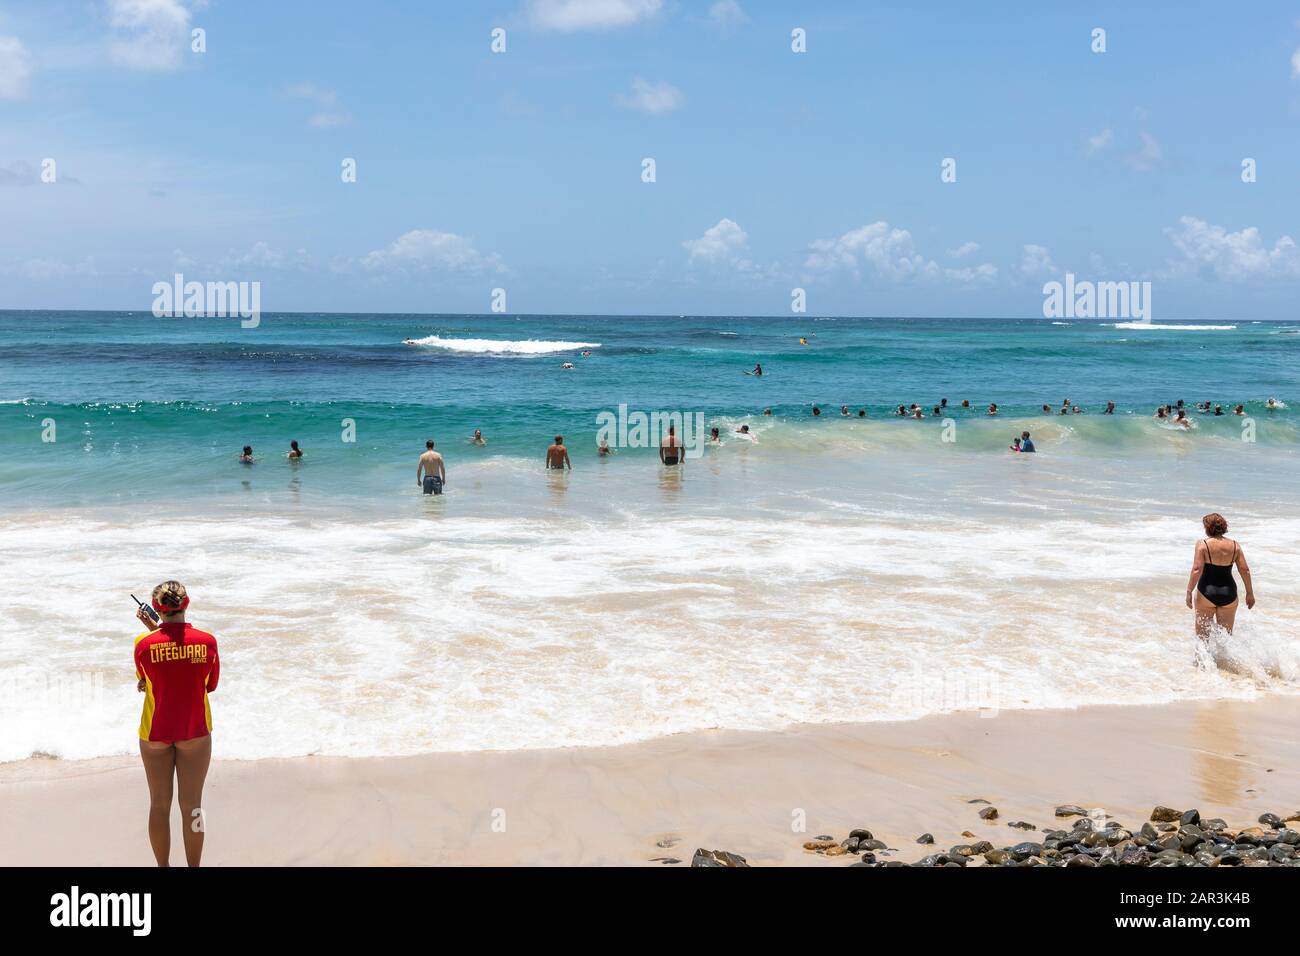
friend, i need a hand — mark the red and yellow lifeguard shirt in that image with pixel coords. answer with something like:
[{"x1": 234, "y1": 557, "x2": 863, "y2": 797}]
[{"x1": 134, "y1": 623, "x2": 219, "y2": 742}]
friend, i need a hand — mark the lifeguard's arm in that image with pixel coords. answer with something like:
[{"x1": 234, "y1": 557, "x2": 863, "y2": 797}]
[
  {"x1": 438, "y1": 457, "x2": 446, "y2": 481},
  {"x1": 207, "y1": 644, "x2": 220, "y2": 692},
  {"x1": 417, "y1": 458, "x2": 425, "y2": 483},
  {"x1": 564, "y1": 450, "x2": 572, "y2": 469},
  {"x1": 1235, "y1": 547, "x2": 1255, "y2": 607},
  {"x1": 1186, "y1": 542, "x2": 1205, "y2": 607}
]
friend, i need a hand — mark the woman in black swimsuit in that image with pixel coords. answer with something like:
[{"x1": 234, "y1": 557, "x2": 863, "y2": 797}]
[{"x1": 1185, "y1": 512, "x2": 1255, "y2": 638}]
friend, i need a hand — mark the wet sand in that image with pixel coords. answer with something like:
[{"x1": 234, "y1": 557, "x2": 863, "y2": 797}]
[{"x1": 2, "y1": 696, "x2": 1297, "y2": 866}]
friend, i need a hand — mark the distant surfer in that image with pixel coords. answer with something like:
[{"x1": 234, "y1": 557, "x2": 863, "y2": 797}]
[
  {"x1": 752, "y1": 363, "x2": 763, "y2": 377},
  {"x1": 417, "y1": 440, "x2": 446, "y2": 494},
  {"x1": 561, "y1": 362, "x2": 574, "y2": 370},
  {"x1": 546, "y1": 435, "x2": 571, "y2": 470}
]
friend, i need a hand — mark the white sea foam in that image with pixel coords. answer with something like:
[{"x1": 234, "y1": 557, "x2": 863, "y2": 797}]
[
  {"x1": 401, "y1": 336, "x2": 600, "y2": 354},
  {"x1": 1112, "y1": 323, "x2": 1237, "y2": 331},
  {"x1": 2, "y1": 501, "x2": 1296, "y2": 763}
]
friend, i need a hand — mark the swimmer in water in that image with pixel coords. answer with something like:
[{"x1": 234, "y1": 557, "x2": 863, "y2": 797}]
[
  {"x1": 912, "y1": 407, "x2": 925, "y2": 420},
  {"x1": 763, "y1": 408, "x2": 773, "y2": 416},
  {"x1": 1267, "y1": 397, "x2": 1279, "y2": 410},
  {"x1": 857, "y1": 409, "x2": 866, "y2": 417},
  {"x1": 939, "y1": 398, "x2": 948, "y2": 410},
  {"x1": 1174, "y1": 409, "x2": 1191, "y2": 428},
  {"x1": 1105, "y1": 401, "x2": 1116, "y2": 415},
  {"x1": 1020, "y1": 431, "x2": 1035, "y2": 453},
  {"x1": 987, "y1": 403, "x2": 998, "y2": 416},
  {"x1": 239, "y1": 445, "x2": 254, "y2": 464},
  {"x1": 287, "y1": 440, "x2": 303, "y2": 460},
  {"x1": 1234, "y1": 404, "x2": 1245, "y2": 415},
  {"x1": 753, "y1": 363, "x2": 763, "y2": 377},
  {"x1": 812, "y1": 405, "x2": 821, "y2": 417},
  {"x1": 660, "y1": 424, "x2": 682, "y2": 466},
  {"x1": 546, "y1": 435, "x2": 571, "y2": 470},
  {"x1": 1155, "y1": 406, "x2": 1169, "y2": 419},
  {"x1": 840, "y1": 405, "x2": 850, "y2": 417},
  {"x1": 469, "y1": 429, "x2": 487, "y2": 446},
  {"x1": 895, "y1": 405, "x2": 907, "y2": 417},
  {"x1": 932, "y1": 406, "x2": 941, "y2": 417},
  {"x1": 417, "y1": 440, "x2": 446, "y2": 494},
  {"x1": 1042, "y1": 404, "x2": 1052, "y2": 414},
  {"x1": 960, "y1": 400, "x2": 971, "y2": 409},
  {"x1": 735, "y1": 424, "x2": 750, "y2": 434},
  {"x1": 709, "y1": 427, "x2": 721, "y2": 444},
  {"x1": 581, "y1": 350, "x2": 592, "y2": 357},
  {"x1": 1214, "y1": 405, "x2": 1224, "y2": 416},
  {"x1": 1072, "y1": 405, "x2": 1083, "y2": 414},
  {"x1": 597, "y1": 438, "x2": 613, "y2": 457},
  {"x1": 561, "y1": 362, "x2": 574, "y2": 370},
  {"x1": 1010, "y1": 437, "x2": 1021, "y2": 453},
  {"x1": 1186, "y1": 512, "x2": 1255, "y2": 638}
]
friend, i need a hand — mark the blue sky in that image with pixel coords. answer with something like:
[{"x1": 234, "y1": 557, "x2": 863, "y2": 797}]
[{"x1": 1, "y1": 0, "x2": 1299, "y2": 318}]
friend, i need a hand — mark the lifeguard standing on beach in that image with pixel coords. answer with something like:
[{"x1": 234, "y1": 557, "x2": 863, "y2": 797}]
[{"x1": 133, "y1": 580, "x2": 219, "y2": 866}]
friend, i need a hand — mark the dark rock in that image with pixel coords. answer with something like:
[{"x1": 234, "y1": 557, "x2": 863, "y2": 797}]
[
  {"x1": 1066, "y1": 853, "x2": 1097, "y2": 867},
  {"x1": 1009, "y1": 842, "x2": 1044, "y2": 861},
  {"x1": 967, "y1": 798, "x2": 991, "y2": 805},
  {"x1": 978, "y1": 806, "x2": 999, "y2": 821},
  {"x1": 859, "y1": 851, "x2": 877, "y2": 864},
  {"x1": 984, "y1": 849, "x2": 1009, "y2": 865},
  {"x1": 1150, "y1": 806, "x2": 1182, "y2": 823},
  {"x1": 1278, "y1": 829, "x2": 1300, "y2": 846},
  {"x1": 860, "y1": 839, "x2": 887, "y2": 851},
  {"x1": 1260, "y1": 813, "x2": 1284, "y2": 829},
  {"x1": 1055, "y1": 805, "x2": 1087, "y2": 817},
  {"x1": 950, "y1": 844, "x2": 975, "y2": 857},
  {"x1": 802, "y1": 838, "x2": 838, "y2": 851},
  {"x1": 655, "y1": 836, "x2": 680, "y2": 848},
  {"x1": 917, "y1": 833, "x2": 934, "y2": 845},
  {"x1": 1008, "y1": 821, "x2": 1036, "y2": 830},
  {"x1": 649, "y1": 856, "x2": 682, "y2": 864},
  {"x1": 815, "y1": 834, "x2": 835, "y2": 841},
  {"x1": 960, "y1": 830, "x2": 976, "y2": 838},
  {"x1": 691, "y1": 848, "x2": 749, "y2": 867},
  {"x1": 970, "y1": 841, "x2": 994, "y2": 855},
  {"x1": 842, "y1": 837, "x2": 860, "y2": 853},
  {"x1": 1180, "y1": 809, "x2": 1200, "y2": 826},
  {"x1": 1139, "y1": 822, "x2": 1159, "y2": 841},
  {"x1": 849, "y1": 828, "x2": 873, "y2": 841},
  {"x1": 1202, "y1": 818, "x2": 1228, "y2": 831}
]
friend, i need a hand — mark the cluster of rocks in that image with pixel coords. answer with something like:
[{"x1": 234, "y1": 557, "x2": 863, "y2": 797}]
[{"x1": 800, "y1": 804, "x2": 1300, "y2": 867}]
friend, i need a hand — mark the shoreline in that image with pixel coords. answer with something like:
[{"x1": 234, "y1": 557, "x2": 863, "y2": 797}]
[{"x1": 3, "y1": 695, "x2": 1298, "y2": 866}]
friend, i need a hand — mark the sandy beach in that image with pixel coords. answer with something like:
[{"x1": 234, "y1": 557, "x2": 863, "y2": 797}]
[{"x1": 3, "y1": 695, "x2": 1297, "y2": 866}]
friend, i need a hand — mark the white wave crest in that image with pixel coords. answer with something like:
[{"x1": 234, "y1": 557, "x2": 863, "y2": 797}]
[
  {"x1": 1112, "y1": 323, "x2": 1237, "y2": 331},
  {"x1": 401, "y1": 336, "x2": 600, "y2": 355}
]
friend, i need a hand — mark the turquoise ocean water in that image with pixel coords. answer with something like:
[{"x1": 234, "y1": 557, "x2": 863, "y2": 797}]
[{"x1": 1, "y1": 311, "x2": 1298, "y2": 762}]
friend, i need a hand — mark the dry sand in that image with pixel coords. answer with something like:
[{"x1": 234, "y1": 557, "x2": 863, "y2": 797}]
[{"x1": 2, "y1": 696, "x2": 1297, "y2": 866}]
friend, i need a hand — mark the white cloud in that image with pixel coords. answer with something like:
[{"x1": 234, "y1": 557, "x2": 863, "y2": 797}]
[
  {"x1": 360, "y1": 229, "x2": 505, "y2": 274},
  {"x1": 806, "y1": 222, "x2": 995, "y2": 285},
  {"x1": 708, "y1": 1, "x2": 749, "y2": 29},
  {"x1": 287, "y1": 82, "x2": 353, "y2": 128},
  {"x1": 1292, "y1": 45, "x2": 1300, "y2": 79},
  {"x1": 1125, "y1": 131, "x2": 1163, "y2": 172},
  {"x1": 1165, "y1": 216, "x2": 1300, "y2": 282},
  {"x1": 805, "y1": 222, "x2": 935, "y2": 280},
  {"x1": 1018, "y1": 244, "x2": 1057, "y2": 278},
  {"x1": 108, "y1": 0, "x2": 192, "y2": 72},
  {"x1": 1086, "y1": 127, "x2": 1113, "y2": 155},
  {"x1": 683, "y1": 218, "x2": 749, "y2": 267},
  {"x1": 525, "y1": 0, "x2": 662, "y2": 32},
  {"x1": 616, "y1": 77, "x2": 683, "y2": 114},
  {"x1": 948, "y1": 241, "x2": 980, "y2": 259},
  {"x1": 0, "y1": 35, "x2": 33, "y2": 100}
]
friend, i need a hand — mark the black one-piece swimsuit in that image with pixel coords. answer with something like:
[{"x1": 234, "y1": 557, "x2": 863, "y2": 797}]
[{"x1": 1196, "y1": 539, "x2": 1238, "y2": 608}]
